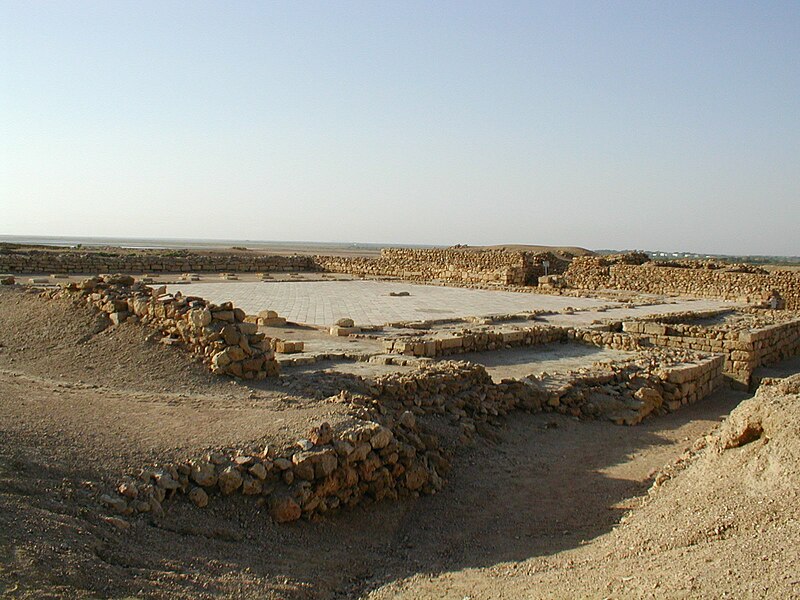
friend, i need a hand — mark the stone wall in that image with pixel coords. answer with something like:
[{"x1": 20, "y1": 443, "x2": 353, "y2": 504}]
[
  {"x1": 99, "y1": 349, "x2": 725, "y2": 522},
  {"x1": 622, "y1": 316, "x2": 800, "y2": 386},
  {"x1": 0, "y1": 248, "x2": 313, "y2": 274},
  {"x1": 49, "y1": 275, "x2": 280, "y2": 379},
  {"x1": 314, "y1": 248, "x2": 570, "y2": 286},
  {"x1": 381, "y1": 325, "x2": 570, "y2": 357},
  {"x1": 523, "y1": 351, "x2": 725, "y2": 425},
  {"x1": 564, "y1": 256, "x2": 800, "y2": 310},
  {"x1": 101, "y1": 362, "x2": 491, "y2": 522}
]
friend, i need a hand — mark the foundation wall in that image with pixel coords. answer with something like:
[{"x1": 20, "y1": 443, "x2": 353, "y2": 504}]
[
  {"x1": 622, "y1": 318, "x2": 800, "y2": 386},
  {"x1": 100, "y1": 352, "x2": 725, "y2": 520},
  {"x1": 313, "y1": 248, "x2": 570, "y2": 286},
  {"x1": 564, "y1": 257, "x2": 800, "y2": 310},
  {"x1": 382, "y1": 325, "x2": 570, "y2": 357},
  {"x1": 0, "y1": 249, "x2": 313, "y2": 274}
]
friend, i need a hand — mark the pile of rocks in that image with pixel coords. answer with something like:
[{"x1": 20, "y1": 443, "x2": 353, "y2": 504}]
[
  {"x1": 50, "y1": 274, "x2": 279, "y2": 379},
  {"x1": 98, "y1": 351, "x2": 726, "y2": 524}
]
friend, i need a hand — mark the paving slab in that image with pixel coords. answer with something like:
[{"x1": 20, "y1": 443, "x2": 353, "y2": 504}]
[{"x1": 165, "y1": 280, "x2": 735, "y2": 327}]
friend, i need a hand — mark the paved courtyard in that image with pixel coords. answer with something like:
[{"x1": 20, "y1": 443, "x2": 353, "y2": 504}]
[{"x1": 165, "y1": 280, "x2": 733, "y2": 327}]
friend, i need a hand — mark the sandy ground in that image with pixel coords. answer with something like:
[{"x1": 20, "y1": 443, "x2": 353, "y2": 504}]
[{"x1": 1, "y1": 286, "x2": 798, "y2": 599}]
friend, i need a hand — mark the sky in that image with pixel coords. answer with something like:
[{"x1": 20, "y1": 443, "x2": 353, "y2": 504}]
[{"x1": 1, "y1": 1, "x2": 798, "y2": 255}]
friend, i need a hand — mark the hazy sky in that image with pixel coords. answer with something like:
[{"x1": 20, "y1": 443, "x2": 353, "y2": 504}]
[{"x1": 2, "y1": 1, "x2": 798, "y2": 255}]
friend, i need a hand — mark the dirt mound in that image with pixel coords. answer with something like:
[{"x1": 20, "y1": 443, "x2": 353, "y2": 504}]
[{"x1": 0, "y1": 286, "x2": 225, "y2": 393}]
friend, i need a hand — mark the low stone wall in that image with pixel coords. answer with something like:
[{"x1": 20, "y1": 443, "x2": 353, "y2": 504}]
[
  {"x1": 101, "y1": 363, "x2": 495, "y2": 522},
  {"x1": 381, "y1": 325, "x2": 569, "y2": 357},
  {"x1": 49, "y1": 275, "x2": 280, "y2": 379},
  {"x1": 524, "y1": 351, "x2": 725, "y2": 425},
  {"x1": 622, "y1": 317, "x2": 800, "y2": 386},
  {"x1": 101, "y1": 409, "x2": 447, "y2": 523},
  {"x1": 315, "y1": 248, "x2": 529, "y2": 285},
  {"x1": 564, "y1": 256, "x2": 800, "y2": 310},
  {"x1": 0, "y1": 248, "x2": 313, "y2": 274}
]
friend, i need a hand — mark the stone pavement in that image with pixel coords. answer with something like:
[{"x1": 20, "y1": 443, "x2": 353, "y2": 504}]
[
  {"x1": 165, "y1": 280, "x2": 733, "y2": 327},
  {"x1": 165, "y1": 281, "x2": 607, "y2": 326}
]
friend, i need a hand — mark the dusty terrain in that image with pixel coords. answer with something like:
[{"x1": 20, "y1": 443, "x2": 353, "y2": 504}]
[{"x1": 1, "y1": 285, "x2": 798, "y2": 599}]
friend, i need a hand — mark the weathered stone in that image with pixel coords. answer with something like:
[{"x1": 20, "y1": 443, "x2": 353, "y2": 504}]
[
  {"x1": 239, "y1": 322, "x2": 258, "y2": 335},
  {"x1": 190, "y1": 461, "x2": 218, "y2": 487},
  {"x1": 218, "y1": 466, "x2": 243, "y2": 495},
  {"x1": 189, "y1": 307, "x2": 212, "y2": 328},
  {"x1": 241, "y1": 476, "x2": 262, "y2": 495},
  {"x1": 103, "y1": 273, "x2": 135, "y2": 286},
  {"x1": 369, "y1": 427, "x2": 393, "y2": 450},
  {"x1": 404, "y1": 464, "x2": 429, "y2": 491},
  {"x1": 221, "y1": 324, "x2": 240, "y2": 345},
  {"x1": 291, "y1": 452, "x2": 316, "y2": 481},
  {"x1": 101, "y1": 516, "x2": 131, "y2": 530},
  {"x1": 248, "y1": 462, "x2": 268, "y2": 480},
  {"x1": 189, "y1": 487, "x2": 209, "y2": 507},
  {"x1": 398, "y1": 411, "x2": 416, "y2": 429},
  {"x1": 117, "y1": 481, "x2": 138, "y2": 499},
  {"x1": 226, "y1": 346, "x2": 246, "y2": 362},
  {"x1": 99, "y1": 493, "x2": 127, "y2": 513},
  {"x1": 315, "y1": 450, "x2": 338, "y2": 478},
  {"x1": 308, "y1": 422, "x2": 333, "y2": 446},
  {"x1": 105, "y1": 310, "x2": 126, "y2": 325},
  {"x1": 270, "y1": 495, "x2": 301, "y2": 523},
  {"x1": 273, "y1": 457, "x2": 292, "y2": 470}
]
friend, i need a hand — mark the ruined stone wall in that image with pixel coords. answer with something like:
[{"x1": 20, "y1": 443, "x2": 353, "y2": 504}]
[
  {"x1": 50, "y1": 276, "x2": 279, "y2": 379},
  {"x1": 101, "y1": 363, "x2": 489, "y2": 522},
  {"x1": 0, "y1": 249, "x2": 313, "y2": 274},
  {"x1": 564, "y1": 257, "x2": 800, "y2": 310},
  {"x1": 622, "y1": 317, "x2": 800, "y2": 386},
  {"x1": 100, "y1": 351, "x2": 725, "y2": 521},
  {"x1": 525, "y1": 352, "x2": 725, "y2": 424},
  {"x1": 381, "y1": 325, "x2": 570, "y2": 357},
  {"x1": 373, "y1": 352, "x2": 724, "y2": 426},
  {"x1": 314, "y1": 248, "x2": 533, "y2": 286}
]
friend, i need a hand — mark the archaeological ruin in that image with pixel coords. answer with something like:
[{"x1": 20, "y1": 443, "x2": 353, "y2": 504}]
[{"x1": 1, "y1": 242, "x2": 799, "y2": 524}]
